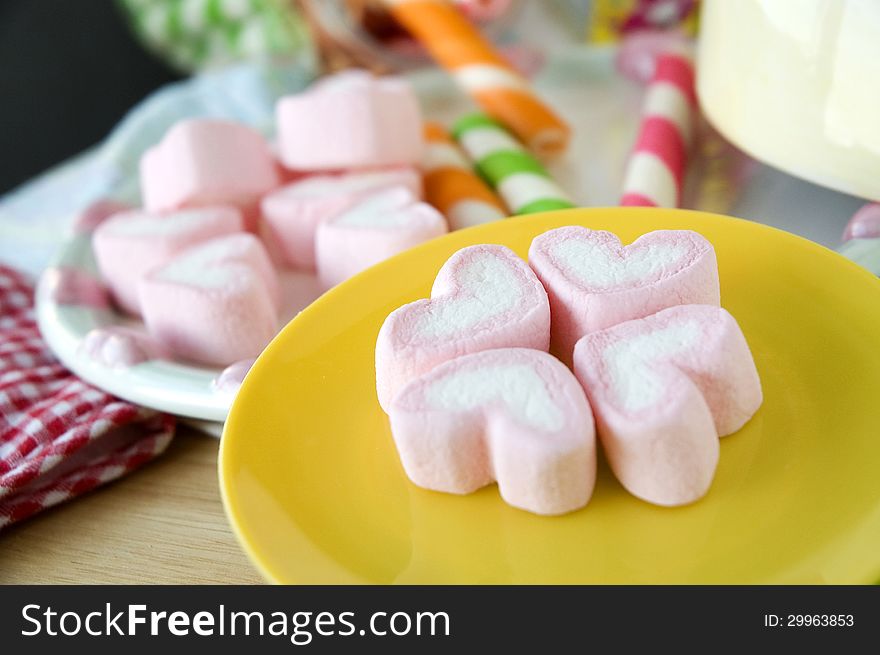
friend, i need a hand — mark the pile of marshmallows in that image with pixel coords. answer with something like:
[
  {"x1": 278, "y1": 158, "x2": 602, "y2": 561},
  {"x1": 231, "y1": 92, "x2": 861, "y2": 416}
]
[
  {"x1": 92, "y1": 71, "x2": 446, "y2": 367},
  {"x1": 375, "y1": 227, "x2": 763, "y2": 515}
]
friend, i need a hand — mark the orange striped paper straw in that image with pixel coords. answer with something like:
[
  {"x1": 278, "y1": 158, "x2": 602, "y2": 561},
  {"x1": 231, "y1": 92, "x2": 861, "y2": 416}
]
[
  {"x1": 383, "y1": 0, "x2": 570, "y2": 157},
  {"x1": 422, "y1": 122, "x2": 507, "y2": 229}
]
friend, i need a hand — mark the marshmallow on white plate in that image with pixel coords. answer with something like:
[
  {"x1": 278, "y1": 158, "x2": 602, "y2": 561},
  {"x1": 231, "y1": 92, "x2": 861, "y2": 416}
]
[
  {"x1": 139, "y1": 234, "x2": 280, "y2": 366},
  {"x1": 375, "y1": 244, "x2": 551, "y2": 412},
  {"x1": 529, "y1": 227, "x2": 720, "y2": 363},
  {"x1": 259, "y1": 167, "x2": 422, "y2": 270},
  {"x1": 92, "y1": 206, "x2": 244, "y2": 315},
  {"x1": 315, "y1": 186, "x2": 448, "y2": 289},
  {"x1": 572, "y1": 304, "x2": 762, "y2": 507},
  {"x1": 276, "y1": 70, "x2": 423, "y2": 171},
  {"x1": 389, "y1": 347, "x2": 596, "y2": 516},
  {"x1": 140, "y1": 119, "x2": 281, "y2": 231},
  {"x1": 81, "y1": 326, "x2": 170, "y2": 369}
]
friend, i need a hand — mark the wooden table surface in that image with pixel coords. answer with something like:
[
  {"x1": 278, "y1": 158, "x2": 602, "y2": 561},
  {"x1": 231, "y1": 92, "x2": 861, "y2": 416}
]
[{"x1": 0, "y1": 426, "x2": 263, "y2": 584}]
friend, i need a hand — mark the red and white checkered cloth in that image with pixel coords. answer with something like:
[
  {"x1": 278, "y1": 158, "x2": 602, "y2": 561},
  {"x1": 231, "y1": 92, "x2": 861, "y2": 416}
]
[{"x1": 0, "y1": 265, "x2": 175, "y2": 529}]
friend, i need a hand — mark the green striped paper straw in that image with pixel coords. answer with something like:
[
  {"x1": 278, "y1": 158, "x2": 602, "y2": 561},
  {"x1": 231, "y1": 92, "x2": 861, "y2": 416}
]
[
  {"x1": 452, "y1": 113, "x2": 575, "y2": 215},
  {"x1": 118, "y1": 0, "x2": 312, "y2": 73}
]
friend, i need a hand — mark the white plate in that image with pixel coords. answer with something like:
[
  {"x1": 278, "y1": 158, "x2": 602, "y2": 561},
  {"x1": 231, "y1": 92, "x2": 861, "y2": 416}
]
[
  {"x1": 35, "y1": 233, "x2": 322, "y2": 422},
  {"x1": 35, "y1": 47, "x2": 864, "y2": 426}
]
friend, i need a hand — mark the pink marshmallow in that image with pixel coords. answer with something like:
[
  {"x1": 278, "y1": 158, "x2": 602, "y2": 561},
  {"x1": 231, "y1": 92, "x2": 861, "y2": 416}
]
[
  {"x1": 453, "y1": 0, "x2": 513, "y2": 23},
  {"x1": 212, "y1": 358, "x2": 257, "y2": 396},
  {"x1": 375, "y1": 244, "x2": 551, "y2": 412},
  {"x1": 615, "y1": 29, "x2": 691, "y2": 83},
  {"x1": 140, "y1": 119, "x2": 280, "y2": 230},
  {"x1": 276, "y1": 70, "x2": 423, "y2": 171},
  {"x1": 259, "y1": 167, "x2": 422, "y2": 270},
  {"x1": 529, "y1": 227, "x2": 719, "y2": 364},
  {"x1": 92, "y1": 206, "x2": 244, "y2": 315},
  {"x1": 315, "y1": 187, "x2": 448, "y2": 289},
  {"x1": 46, "y1": 267, "x2": 111, "y2": 310},
  {"x1": 139, "y1": 234, "x2": 280, "y2": 366},
  {"x1": 572, "y1": 304, "x2": 762, "y2": 507},
  {"x1": 389, "y1": 347, "x2": 596, "y2": 515},
  {"x1": 842, "y1": 202, "x2": 880, "y2": 242},
  {"x1": 72, "y1": 199, "x2": 132, "y2": 234},
  {"x1": 81, "y1": 326, "x2": 170, "y2": 369}
]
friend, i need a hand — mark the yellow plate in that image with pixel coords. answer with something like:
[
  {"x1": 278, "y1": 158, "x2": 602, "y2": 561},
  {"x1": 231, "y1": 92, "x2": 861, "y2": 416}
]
[{"x1": 220, "y1": 208, "x2": 880, "y2": 584}]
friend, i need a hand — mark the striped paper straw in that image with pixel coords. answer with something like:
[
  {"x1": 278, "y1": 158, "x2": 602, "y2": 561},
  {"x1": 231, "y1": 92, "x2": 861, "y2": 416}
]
[
  {"x1": 453, "y1": 113, "x2": 575, "y2": 215},
  {"x1": 620, "y1": 50, "x2": 697, "y2": 208},
  {"x1": 382, "y1": 0, "x2": 570, "y2": 157},
  {"x1": 422, "y1": 122, "x2": 507, "y2": 229}
]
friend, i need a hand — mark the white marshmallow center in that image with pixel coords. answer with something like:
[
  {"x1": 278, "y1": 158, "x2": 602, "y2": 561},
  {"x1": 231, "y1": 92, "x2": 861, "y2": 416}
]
[
  {"x1": 157, "y1": 236, "x2": 254, "y2": 289},
  {"x1": 416, "y1": 252, "x2": 520, "y2": 337},
  {"x1": 603, "y1": 321, "x2": 700, "y2": 412},
  {"x1": 426, "y1": 364, "x2": 563, "y2": 431},
  {"x1": 553, "y1": 238, "x2": 687, "y2": 290}
]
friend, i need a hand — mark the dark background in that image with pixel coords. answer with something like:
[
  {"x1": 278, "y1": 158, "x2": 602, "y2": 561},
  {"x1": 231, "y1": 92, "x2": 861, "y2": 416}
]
[{"x1": 0, "y1": 0, "x2": 181, "y2": 194}]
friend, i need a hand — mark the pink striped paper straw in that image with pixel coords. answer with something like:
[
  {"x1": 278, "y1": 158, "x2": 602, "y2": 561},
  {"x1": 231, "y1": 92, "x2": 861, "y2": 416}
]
[{"x1": 620, "y1": 50, "x2": 697, "y2": 208}]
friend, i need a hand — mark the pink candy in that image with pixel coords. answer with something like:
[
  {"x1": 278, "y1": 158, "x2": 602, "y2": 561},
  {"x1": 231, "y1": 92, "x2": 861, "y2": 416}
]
[
  {"x1": 453, "y1": 0, "x2": 513, "y2": 22},
  {"x1": 140, "y1": 119, "x2": 280, "y2": 231},
  {"x1": 375, "y1": 244, "x2": 551, "y2": 412},
  {"x1": 379, "y1": 228, "x2": 762, "y2": 513},
  {"x1": 390, "y1": 347, "x2": 596, "y2": 515},
  {"x1": 259, "y1": 167, "x2": 422, "y2": 270},
  {"x1": 573, "y1": 304, "x2": 762, "y2": 506},
  {"x1": 92, "y1": 206, "x2": 244, "y2": 315},
  {"x1": 315, "y1": 187, "x2": 448, "y2": 289},
  {"x1": 92, "y1": 72, "x2": 436, "y2": 374},
  {"x1": 46, "y1": 267, "x2": 111, "y2": 310},
  {"x1": 276, "y1": 70, "x2": 423, "y2": 171},
  {"x1": 212, "y1": 358, "x2": 257, "y2": 396},
  {"x1": 72, "y1": 199, "x2": 132, "y2": 234},
  {"x1": 139, "y1": 234, "x2": 280, "y2": 366},
  {"x1": 842, "y1": 202, "x2": 880, "y2": 242},
  {"x1": 529, "y1": 227, "x2": 719, "y2": 363},
  {"x1": 81, "y1": 326, "x2": 169, "y2": 369},
  {"x1": 615, "y1": 29, "x2": 691, "y2": 84}
]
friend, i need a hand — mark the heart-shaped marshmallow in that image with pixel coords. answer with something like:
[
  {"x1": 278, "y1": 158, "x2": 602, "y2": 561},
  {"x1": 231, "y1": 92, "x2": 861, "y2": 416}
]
[
  {"x1": 276, "y1": 70, "x2": 423, "y2": 171},
  {"x1": 390, "y1": 348, "x2": 596, "y2": 515},
  {"x1": 259, "y1": 167, "x2": 422, "y2": 271},
  {"x1": 140, "y1": 119, "x2": 280, "y2": 231},
  {"x1": 315, "y1": 186, "x2": 448, "y2": 289},
  {"x1": 138, "y1": 234, "x2": 280, "y2": 366},
  {"x1": 572, "y1": 304, "x2": 762, "y2": 507},
  {"x1": 92, "y1": 206, "x2": 244, "y2": 315},
  {"x1": 375, "y1": 244, "x2": 550, "y2": 412},
  {"x1": 529, "y1": 227, "x2": 720, "y2": 363}
]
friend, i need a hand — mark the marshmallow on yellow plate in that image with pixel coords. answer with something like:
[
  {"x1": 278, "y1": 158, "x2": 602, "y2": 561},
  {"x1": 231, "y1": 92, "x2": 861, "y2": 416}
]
[
  {"x1": 573, "y1": 304, "x2": 762, "y2": 507},
  {"x1": 376, "y1": 244, "x2": 550, "y2": 412},
  {"x1": 389, "y1": 348, "x2": 596, "y2": 516},
  {"x1": 529, "y1": 227, "x2": 719, "y2": 363}
]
